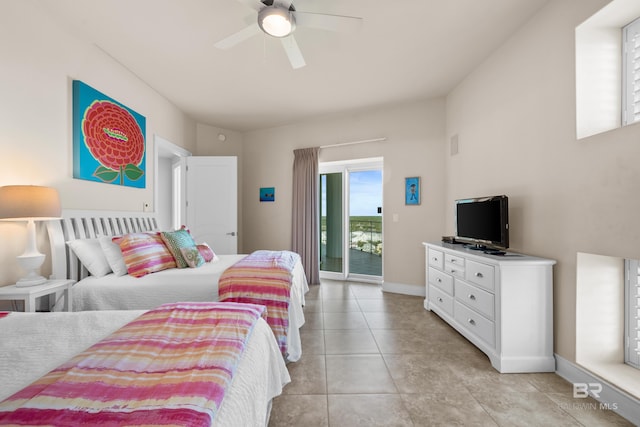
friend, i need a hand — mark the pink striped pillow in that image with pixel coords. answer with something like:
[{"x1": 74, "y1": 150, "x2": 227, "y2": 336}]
[
  {"x1": 197, "y1": 243, "x2": 216, "y2": 262},
  {"x1": 114, "y1": 232, "x2": 176, "y2": 277}
]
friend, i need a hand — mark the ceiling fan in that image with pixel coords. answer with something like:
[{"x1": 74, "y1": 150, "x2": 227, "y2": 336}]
[{"x1": 215, "y1": 0, "x2": 363, "y2": 69}]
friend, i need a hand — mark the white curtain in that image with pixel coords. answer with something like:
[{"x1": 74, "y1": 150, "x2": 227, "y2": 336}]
[{"x1": 291, "y1": 147, "x2": 319, "y2": 285}]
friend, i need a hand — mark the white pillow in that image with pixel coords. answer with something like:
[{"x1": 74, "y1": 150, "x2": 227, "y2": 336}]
[
  {"x1": 98, "y1": 235, "x2": 128, "y2": 276},
  {"x1": 66, "y1": 239, "x2": 112, "y2": 277}
]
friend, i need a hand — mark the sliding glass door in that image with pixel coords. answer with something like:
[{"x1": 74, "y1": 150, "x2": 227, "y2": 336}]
[
  {"x1": 320, "y1": 158, "x2": 383, "y2": 281},
  {"x1": 320, "y1": 172, "x2": 343, "y2": 274},
  {"x1": 348, "y1": 170, "x2": 383, "y2": 276}
]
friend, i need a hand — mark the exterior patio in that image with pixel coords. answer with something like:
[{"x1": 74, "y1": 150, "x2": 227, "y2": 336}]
[{"x1": 320, "y1": 245, "x2": 382, "y2": 277}]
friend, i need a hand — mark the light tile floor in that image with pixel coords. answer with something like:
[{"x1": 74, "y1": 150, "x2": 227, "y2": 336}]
[{"x1": 268, "y1": 279, "x2": 634, "y2": 427}]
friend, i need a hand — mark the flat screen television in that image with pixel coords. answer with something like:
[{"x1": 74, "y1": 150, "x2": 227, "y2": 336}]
[{"x1": 455, "y1": 195, "x2": 509, "y2": 250}]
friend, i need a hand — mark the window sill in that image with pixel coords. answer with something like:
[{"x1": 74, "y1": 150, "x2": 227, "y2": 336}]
[{"x1": 579, "y1": 361, "x2": 640, "y2": 400}]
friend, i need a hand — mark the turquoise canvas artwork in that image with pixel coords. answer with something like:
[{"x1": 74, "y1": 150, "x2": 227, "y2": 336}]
[
  {"x1": 405, "y1": 177, "x2": 420, "y2": 205},
  {"x1": 73, "y1": 80, "x2": 146, "y2": 188},
  {"x1": 260, "y1": 187, "x2": 275, "y2": 202}
]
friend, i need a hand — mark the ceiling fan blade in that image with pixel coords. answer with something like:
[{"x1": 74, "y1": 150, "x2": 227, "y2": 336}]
[
  {"x1": 214, "y1": 24, "x2": 261, "y2": 49},
  {"x1": 236, "y1": 0, "x2": 265, "y2": 12},
  {"x1": 274, "y1": 0, "x2": 294, "y2": 9},
  {"x1": 293, "y1": 12, "x2": 363, "y2": 33},
  {"x1": 281, "y1": 35, "x2": 306, "y2": 69}
]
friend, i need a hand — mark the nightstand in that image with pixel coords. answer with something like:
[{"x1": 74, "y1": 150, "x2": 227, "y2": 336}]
[{"x1": 0, "y1": 279, "x2": 74, "y2": 312}]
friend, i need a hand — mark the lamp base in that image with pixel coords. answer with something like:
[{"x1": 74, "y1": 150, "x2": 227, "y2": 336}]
[
  {"x1": 16, "y1": 275, "x2": 47, "y2": 287},
  {"x1": 16, "y1": 252, "x2": 46, "y2": 287}
]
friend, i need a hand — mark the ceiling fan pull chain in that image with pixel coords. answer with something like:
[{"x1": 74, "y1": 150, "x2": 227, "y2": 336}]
[{"x1": 262, "y1": 35, "x2": 267, "y2": 64}]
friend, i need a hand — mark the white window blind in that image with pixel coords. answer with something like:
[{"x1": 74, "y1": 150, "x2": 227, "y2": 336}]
[
  {"x1": 625, "y1": 259, "x2": 640, "y2": 368},
  {"x1": 623, "y1": 17, "x2": 640, "y2": 125}
]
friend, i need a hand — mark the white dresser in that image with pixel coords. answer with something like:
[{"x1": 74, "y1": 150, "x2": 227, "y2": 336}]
[{"x1": 423, "y1": 242, "x2": 556, "y2": 373}]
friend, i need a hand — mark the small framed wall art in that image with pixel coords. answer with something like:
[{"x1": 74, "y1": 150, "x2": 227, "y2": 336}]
[
  {"x1": 405, "y1": 177, "x2": 421, "y2": 205},
  {"x1": 260, "y1": 187, "x2": 275, "y2": 202}
]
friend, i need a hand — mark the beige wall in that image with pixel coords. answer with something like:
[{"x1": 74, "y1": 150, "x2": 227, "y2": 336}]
[
  {"x1": 445, "y1": 0, "x2": 640, "y2": 362},
  {"x1": 0, "y1": 2, "x2": 195, "y2": 285},
  {"x1": 241, "y1": 99, "x2": 446, "y2": 292}
]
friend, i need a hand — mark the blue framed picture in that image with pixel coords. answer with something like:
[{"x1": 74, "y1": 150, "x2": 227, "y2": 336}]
[
  {"x1": 405, "y1": 177, "x2": 420, "y2": 205},
  {"x1": 73, "y1": 80, "x2": 146, "y2": 188},
  {"x1": 260, "y1": 187, "x2": 275, "y2": 202}
]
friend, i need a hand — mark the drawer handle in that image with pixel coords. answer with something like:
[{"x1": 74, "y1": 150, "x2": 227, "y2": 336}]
[
  {"x1": 468, "y1": 294, "x2": 476, "y2": 301},
  {"x1": 437, "y1": 297, "x2": 443, "y2": 303},
  {"x1": 450, "y1": 269, "x2": 456, "y2": 273},
  {"x1": 450, "y1": 259, "x2": 457, "y2": 263},
  {"x1": 432, "y1": 257, "x2": 439, "y2": 262},
  {"x1": 467, "y1": 318, "x2": 476, "y2": 326},
  {"x1": 475, "y1": 272, "x2": 484, "y2": 278},
  {"x1": 437, "y1": 278, "x2": 442, "y2": 283}
]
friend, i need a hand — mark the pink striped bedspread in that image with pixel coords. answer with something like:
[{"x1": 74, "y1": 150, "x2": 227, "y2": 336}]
[
  {"x1": 0, "y1": 301, "x2": 265, "y2": 426},
  {"x1": 218, "y1": 250, "x2": 300, "y2": 358}
]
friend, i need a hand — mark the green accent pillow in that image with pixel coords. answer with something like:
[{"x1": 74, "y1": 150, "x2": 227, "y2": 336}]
[
  {"x1": 160, "y1": 226, "x2": 197, "y2": 268},
  {"x1": 180, "y1": 246, "x2": 205, "y2": 268}
]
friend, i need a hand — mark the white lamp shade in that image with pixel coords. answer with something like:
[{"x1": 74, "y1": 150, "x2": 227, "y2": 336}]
[{"x1": 0, "y1": 186, "x2": 61, "y2": 220}]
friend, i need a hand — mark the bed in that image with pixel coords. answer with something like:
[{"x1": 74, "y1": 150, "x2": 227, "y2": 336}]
[
  {"x1": 0, "y1": 302, "x2": 290, "y2": 425},
  {"x1": 46, "y1": 210, "x2": 309, "y2": 362}
]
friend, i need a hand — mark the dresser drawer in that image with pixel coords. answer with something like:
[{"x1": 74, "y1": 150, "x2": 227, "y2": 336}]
[
  {"x1": 454, "y1": 301, "x2": 495, "y2": 347},
  {"x1": 445, "y1": 253, "x2": 465, "y2": 267},
  {"x1": 428, "y1": 249, "x2": 444, "y2": 269},
  {"x1": 454, "y1": 279, "x2": 494, "y2": 320},
  {"x1": 428, "y1": 267, "x2": 453, "y2": 295},
  {"x1": 465, "y1": 260, "x2": 495, "y2": 291},
  {"x1": 429, "y1": 284, "x2": 454, "y2": 316},
  {"x1": 444, "y1": 261, "x2": 465, "y2": 278}
]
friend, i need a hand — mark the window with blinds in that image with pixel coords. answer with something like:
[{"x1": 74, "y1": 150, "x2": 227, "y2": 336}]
[
  {"x1": 625, "y1": 259, "x2": 640, "y2": 369},
  {"x1": 623, "y1": 17, "x2": 640, "y2": 126}
]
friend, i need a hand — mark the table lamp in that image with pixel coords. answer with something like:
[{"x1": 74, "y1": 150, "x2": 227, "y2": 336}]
[{"x1": 0, "y1": 185, "x2": 61, "y2": 287}]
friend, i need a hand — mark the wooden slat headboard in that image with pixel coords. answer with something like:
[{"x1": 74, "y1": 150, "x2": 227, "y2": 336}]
[{"x1": 46, "y1": 210, "x2": 159, "y2": 281}]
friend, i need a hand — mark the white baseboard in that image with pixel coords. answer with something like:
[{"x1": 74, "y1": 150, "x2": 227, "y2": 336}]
[
  {"x1": 555, "y1": 354, "x2": 640, "y2": 425},
  {"x1": 381, "y1": 281, "x2": 425, "y2": 297}
]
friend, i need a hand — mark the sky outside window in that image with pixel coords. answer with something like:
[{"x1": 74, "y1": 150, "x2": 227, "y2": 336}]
[
  {"x1": 321, "y1": 169, "x2": 382, "y2": 216},
  {"x1": 349, "y1": 170, "x2": 382, "y2": 216}
]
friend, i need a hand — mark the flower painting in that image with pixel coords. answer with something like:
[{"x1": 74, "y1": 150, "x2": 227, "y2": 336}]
[{"x1": 73, "y1": 80, "x2": 146, "y2": 188}]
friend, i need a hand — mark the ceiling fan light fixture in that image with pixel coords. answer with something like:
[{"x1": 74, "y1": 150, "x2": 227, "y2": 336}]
[{"x1": 258, "y1": 7, "x2": 295, "y2": 37}]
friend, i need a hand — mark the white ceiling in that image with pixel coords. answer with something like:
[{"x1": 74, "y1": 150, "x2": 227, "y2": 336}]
[{"x1": 40, "y1": 0, "x2": 549, "y2": 132}]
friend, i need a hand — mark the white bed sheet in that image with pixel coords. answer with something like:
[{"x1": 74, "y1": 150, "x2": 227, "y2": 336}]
[
  {"x1": 0, "y1": 311, "x2": 290, "y2": 426},
  {"x1": 68, "y1": 254, "x2": 309, "y2": 361}
]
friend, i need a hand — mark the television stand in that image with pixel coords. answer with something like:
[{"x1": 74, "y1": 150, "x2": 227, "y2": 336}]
[
  {"x1": 422, "y1": 242, "x2": 556, "y2": 373},
  {"x1": 483, "y1": 249, "x2": 506, "y2": 256},
  {"x1": 463, "y1": 243, "x2": 487, "y2": 251}
]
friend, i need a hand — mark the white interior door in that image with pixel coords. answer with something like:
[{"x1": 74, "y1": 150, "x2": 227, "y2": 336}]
[{"x1": 185, "y1": 156, "x2": 237, "y2": 254}]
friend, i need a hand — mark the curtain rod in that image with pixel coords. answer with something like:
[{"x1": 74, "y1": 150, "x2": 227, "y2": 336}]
[{"x1": 319, "y1": 137, "x2": 387, "y2": 149}]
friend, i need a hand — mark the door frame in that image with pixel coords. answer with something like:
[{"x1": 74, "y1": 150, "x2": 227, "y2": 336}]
[
  {"x1": 154, "y1": 135, "x2": 191, "y2": 230},
  {"x1": 155, "y1": 138, "x2": 238, "y2": 254},
  {"x1": 319, "y1": 157, "x2": 383, "y2": 283}
]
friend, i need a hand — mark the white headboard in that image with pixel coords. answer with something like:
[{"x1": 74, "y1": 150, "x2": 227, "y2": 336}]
[{"x1": 46, "y1": 210, "x2": 159, "y2": 281}]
